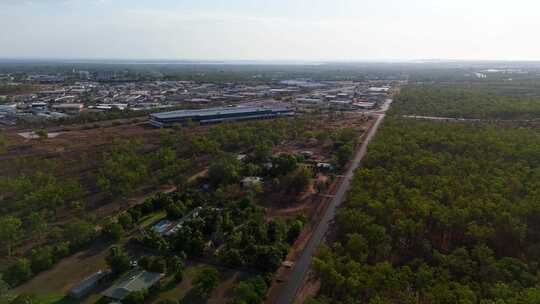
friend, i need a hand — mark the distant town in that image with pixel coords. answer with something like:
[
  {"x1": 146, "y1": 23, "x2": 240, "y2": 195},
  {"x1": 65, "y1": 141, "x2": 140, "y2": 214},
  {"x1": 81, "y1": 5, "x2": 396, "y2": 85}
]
[{"x1": 0, "y1": 67, "x2": 398, "y2": 127}]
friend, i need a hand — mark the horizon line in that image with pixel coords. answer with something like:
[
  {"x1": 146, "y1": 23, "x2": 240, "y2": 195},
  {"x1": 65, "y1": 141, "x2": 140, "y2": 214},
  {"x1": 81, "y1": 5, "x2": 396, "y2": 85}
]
[{"x1": 2, "y1": 57, "x2": 540, "y2": 65}]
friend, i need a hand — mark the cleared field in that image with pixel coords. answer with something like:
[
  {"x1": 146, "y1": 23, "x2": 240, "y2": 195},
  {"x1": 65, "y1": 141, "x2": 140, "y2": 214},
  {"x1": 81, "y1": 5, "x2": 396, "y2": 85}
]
[{"x1": 14, "y1": 242, "x2": 110, "y2": 297}]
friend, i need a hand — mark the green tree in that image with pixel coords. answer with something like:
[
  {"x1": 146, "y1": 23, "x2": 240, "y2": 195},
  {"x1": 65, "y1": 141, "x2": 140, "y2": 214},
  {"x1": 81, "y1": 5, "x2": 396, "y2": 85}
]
[
  {"x1": 64, "y1": 219, "x2": 95, "y2": 249},
  {"x1": 287, "y1": 219, "x2": 304, "y2": 244},
  {"x1": 334, "y1": 143, "x2": 354, "y2": 168},
  {"x1": 30, "y1": 246, "x2": 55, "y2": 273},
  {"x1": 167, "y1": 255, "x2": 185, "y2": 274},
  {"x1": 253, "y1": 142, "x2": 272, "y2": 162},
  {"x1": 208, "y1": 155, "x2": 241, "y2": 187},
  {"x1": 97, "y1": 141, "x2": 149, "y2": 198},
  {"x1": 231, "y1": 276, "x2": 267, "y2": 304},
  {"x1": 282, "y1": 166, "x2": 313, "y2": 194},
  {"x1": 34, "y1": 130, "x2": 48, "y2": 140},
  {"x1": 0, "y1": 216, "x2": 22, "y2": 257},
  {"x1": 192, "y1": 267, "x2": 219, "y2": 299},
  {"x1": 166, "y1": 202, "x2": 187, "y2": 220},
  {"x1": 271, "y1": 154, "x2": 298, "y2": 176},
  {"x1": 0, "y1": 275, "x2": 12, "y2": 304},
  {"x1": 154, "y1": 148, "x2": 191, "y2": 186},
  {"x1": 105, "y1": 246, "x2": 132, "y2": 275},
  {"x1": 103, "y1": 221, "x2": 125, "y2": 241},
  {"x1": 25, "y1": 212, "x2": 47, "y2": 239},
  {"x1": 118, "y1": 212, "x2": 134, "y2": 230},
  {"x1": 4, "y1": 259, "x2": 32, "y2": 286},
  {"x1": 123, "y1": 289, "x2": 148, "y2": 304}
]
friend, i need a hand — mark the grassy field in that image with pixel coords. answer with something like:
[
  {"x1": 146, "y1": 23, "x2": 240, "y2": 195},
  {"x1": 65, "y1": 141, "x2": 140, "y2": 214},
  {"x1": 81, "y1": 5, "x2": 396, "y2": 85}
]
[{"x1": 13, "y1": 242, "x2": 111, "y2": 299}]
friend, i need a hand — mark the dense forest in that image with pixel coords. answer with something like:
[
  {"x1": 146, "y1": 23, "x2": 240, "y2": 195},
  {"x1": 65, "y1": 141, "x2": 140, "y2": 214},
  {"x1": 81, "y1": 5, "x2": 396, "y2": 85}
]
[
  {"x1": 310, "y1": 119, "x2": 540, "y2": 303},
  {"x1": 393, "y1": 87, "x2": 540, "y2": 120}
]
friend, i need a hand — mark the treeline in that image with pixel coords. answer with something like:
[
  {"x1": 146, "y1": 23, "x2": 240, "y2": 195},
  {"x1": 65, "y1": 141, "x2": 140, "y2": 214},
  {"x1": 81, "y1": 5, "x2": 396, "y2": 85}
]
[
  {"x1": 393, "y1": 86, "x2": 540, "y2": 120},
  {"x1": 310, "y1": 119, "x2": 540, "y2": 303}
]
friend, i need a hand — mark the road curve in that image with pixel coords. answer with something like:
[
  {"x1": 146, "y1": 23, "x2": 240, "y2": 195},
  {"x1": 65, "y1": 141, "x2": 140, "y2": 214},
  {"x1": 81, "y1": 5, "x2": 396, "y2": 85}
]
[{"x1": 275, "y1": 105, "x2": 390, "y2": 304}]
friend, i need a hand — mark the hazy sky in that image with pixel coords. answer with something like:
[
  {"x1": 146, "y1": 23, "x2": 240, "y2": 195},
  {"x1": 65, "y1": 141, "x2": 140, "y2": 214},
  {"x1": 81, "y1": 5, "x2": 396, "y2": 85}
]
[{"x1": 1, "y1": 0, "x2": 539, "y2": 61}]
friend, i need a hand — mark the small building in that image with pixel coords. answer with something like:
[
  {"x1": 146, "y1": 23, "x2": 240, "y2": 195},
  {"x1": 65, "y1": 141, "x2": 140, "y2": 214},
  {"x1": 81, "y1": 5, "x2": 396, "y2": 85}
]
[
  {"x1": 52, "y1": 103, "x2": 84, "y2": 114},
  {"x1": 368, "y1": 87, "x2": 390, "y2": 93},
  {"x1": 295, "y1": 98, "x2": 323, "y2": 104},
  {"x1": 189, "y1": 98, "x2": 210, "y2": 103},
  {"x1": 282, "y1": 261, "x2": 295, "y2": 268},
  {"x1": 102, "y1": 270, "x2": 164, "y2": 301},
  {"x1": 352, "y1": 102, "x2": 376, "y2": 110},
  {"x1": 31, "y1": 102, "x2": 48, "y2": 110},
  {"x1": 316, "y1": 162, "x2": 334, "y2": 171},
  {"x1": 69, "y1": 270, "x2": 111, "y2": 299},
  {"x1": 241, "y1": 176, "x2": 263, "y2": 188},
  {"x1": 152, "y1": 219, "x2": 173, "y2": 235},
  {"x1": 300, "y1": 151, "x2": 314, "y2": 159},
  {"x1": 236, "y1": 154, "x2": 248, "y2": 162},
  {"x1": 164, "y1": 207, "x2": 204, "y2": 236}
]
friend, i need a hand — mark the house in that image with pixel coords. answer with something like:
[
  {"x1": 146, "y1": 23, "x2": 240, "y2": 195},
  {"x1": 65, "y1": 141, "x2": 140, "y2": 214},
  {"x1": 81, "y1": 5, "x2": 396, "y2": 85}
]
[
  {"x1": 152, "y1": 219, "x2": 173, "y2": 235},
  {"x1": 52, "y1": 103, "x2": 84, "y2": 114},
  {"x1": 164, "y1": 207, "x2": 203, "y2": 236},
  {"x1": 263, "y1": 162, "x2": 274, "y2": 170},
  {"x1": 102, "y1": 270, "x2": 164, "y2": 301},
  {"x1": 236, "y1": 154, "x2": 248, "y2": 162},
  {"x1": 241, "y1": 176, "x2": 263, "y2": 188},
  {"x1": 352, "y1": 102, "x2": 376, "y2": 110},
  {"x1": 68, "y1": 270, "x2": 111, "y2": 299},
  {"x1": 295, "y1": 98, "x2": 323, "y2": 104},
  {"x1": 282, "y1": 261, "x2": 295, "y2": 268},
  {"x1": 300, "y1": 151, "x2": 314, "y2": 159},
  {"x1": 316, "y1": 162, "x2": 334, "y2": 171}
]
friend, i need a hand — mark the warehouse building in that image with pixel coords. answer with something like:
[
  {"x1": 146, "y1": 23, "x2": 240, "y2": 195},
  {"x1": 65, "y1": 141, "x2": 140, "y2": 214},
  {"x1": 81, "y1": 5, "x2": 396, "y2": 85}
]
[
  {"x1": 69, "y1": 270, "x2": 111, "y2": 299},
  {"x1": 149, "y1": 106, "x2": 295, "y2": 128},
  {"x1": 102, "y1": 270, "x2": 164, "y2": 301}
]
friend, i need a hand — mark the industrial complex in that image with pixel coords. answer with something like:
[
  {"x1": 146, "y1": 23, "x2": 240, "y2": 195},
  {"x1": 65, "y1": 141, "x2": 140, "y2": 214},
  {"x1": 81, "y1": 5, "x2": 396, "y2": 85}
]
[{"x1": 149, "y1": 106, "x2": 295, "y2": 127}]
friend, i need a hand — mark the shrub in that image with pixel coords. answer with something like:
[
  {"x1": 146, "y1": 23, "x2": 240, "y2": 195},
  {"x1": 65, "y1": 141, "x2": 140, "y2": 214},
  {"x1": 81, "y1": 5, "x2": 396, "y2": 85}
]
[{"x1": 4, "y1": 259, "x2": 32, "y2": 286}]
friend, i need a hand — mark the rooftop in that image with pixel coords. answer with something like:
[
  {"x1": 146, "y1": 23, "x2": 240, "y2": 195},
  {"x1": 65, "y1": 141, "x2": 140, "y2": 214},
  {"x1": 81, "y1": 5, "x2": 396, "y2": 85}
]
[
  {"x1": 150, "y1": 106, "x2": 290, "y2": 120},
  {"x1": 69, "y1": 270, "x2": 110, "y2": 297},
  {"x1": 102, "y1": 270, "x2": 164, "y2": 300}
]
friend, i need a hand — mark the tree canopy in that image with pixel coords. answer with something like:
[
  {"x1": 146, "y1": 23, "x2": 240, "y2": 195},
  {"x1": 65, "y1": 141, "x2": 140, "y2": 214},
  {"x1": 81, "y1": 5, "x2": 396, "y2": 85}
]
[{"x1": 312, "y1": 118, "x2": 540, "y2": 303}]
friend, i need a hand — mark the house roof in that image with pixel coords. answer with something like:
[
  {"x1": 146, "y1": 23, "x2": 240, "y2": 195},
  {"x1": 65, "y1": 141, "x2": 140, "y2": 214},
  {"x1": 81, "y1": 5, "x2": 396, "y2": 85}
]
[
  {"x1": 102, "y1": 270, "x2": 164, "y2": 300},
  {"x1": 69, "y1": 270, "x2": 110, "y2": 296},
  {"x1": 150, "y1": 106, "x2": 290, "y2": 120}
]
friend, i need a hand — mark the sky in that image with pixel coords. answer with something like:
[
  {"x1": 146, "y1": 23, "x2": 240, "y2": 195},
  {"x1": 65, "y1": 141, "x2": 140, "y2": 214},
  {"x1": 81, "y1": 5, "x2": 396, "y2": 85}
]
[{"x1": 1, "y1": 0, "x2": 539, "y2": 61}]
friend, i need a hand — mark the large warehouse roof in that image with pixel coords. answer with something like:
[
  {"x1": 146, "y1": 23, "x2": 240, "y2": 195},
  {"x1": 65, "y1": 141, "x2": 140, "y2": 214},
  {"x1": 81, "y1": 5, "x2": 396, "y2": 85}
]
[{"x1": 150, "y1": 106, "x2": 288, "y2": 120}]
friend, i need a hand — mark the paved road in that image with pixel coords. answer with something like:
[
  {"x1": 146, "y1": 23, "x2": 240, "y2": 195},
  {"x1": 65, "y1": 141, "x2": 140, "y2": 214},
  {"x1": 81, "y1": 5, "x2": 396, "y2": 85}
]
[
  {"x1": 402, "y1": 115, "x2": 482, "y2": 122},
  {"x1": 275, "y1": 101, "x2": 391, "y2": 304},
  {"x1": 402, "y1": 115, "x2": 540, "y2": 123}
]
